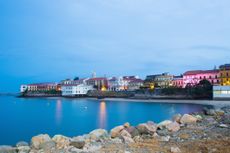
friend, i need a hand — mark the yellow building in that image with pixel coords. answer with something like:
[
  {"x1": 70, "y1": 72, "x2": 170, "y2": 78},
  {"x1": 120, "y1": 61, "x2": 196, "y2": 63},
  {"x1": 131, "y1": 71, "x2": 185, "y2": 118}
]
[{"x1": 219, "y1": 64, "x2": 230, "y2": 86}]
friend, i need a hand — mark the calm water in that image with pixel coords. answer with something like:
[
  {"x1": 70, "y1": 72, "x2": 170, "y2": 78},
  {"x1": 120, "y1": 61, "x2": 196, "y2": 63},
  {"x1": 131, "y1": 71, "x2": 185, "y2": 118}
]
[{"x1": 0, "y1": 95, "x2": 211, "y2": 145}]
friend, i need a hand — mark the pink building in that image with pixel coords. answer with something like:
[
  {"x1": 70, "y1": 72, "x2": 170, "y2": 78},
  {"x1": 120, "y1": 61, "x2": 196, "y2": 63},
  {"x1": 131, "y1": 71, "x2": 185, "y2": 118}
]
[
  {"x1": 172, "y1": 76, "x2": 183, "y2": 88},
  {"x1": 183, "y1": 70, "x2": 220, "y2": 87}
]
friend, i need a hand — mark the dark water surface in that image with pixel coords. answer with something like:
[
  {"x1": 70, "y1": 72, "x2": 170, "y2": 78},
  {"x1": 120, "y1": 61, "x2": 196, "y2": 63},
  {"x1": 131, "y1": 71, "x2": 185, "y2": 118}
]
[{"x1": 0, "y1": 95, "x2": 211, "y2": 145}]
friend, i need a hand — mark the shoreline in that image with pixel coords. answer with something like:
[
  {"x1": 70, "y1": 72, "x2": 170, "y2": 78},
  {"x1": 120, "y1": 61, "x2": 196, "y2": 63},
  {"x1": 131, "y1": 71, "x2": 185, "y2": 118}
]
[{"x1": 1, "y1": 107, "x2": 229, "y2": 153}]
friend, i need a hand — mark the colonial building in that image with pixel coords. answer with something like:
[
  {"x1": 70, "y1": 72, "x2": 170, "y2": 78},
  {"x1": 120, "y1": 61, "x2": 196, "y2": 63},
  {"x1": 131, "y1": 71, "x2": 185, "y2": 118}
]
[
  {"x1": 128, "y1": 79, "x2": 144, "y2": 91},
  {"x1": 219, "y1": 64, "x2": 230, "y2": 86},
  {"x1": 20, "y1": 83, "x2": 60, "y2": 93},
  {"x1": 172, "y1": 76, "x2": 183, "y2": 88},
  {"x1": 60, "y1": 78, "x2": 88, "y2": 85},
  {"x1": 183, "y1": 70, "x2": 220, "y2": 87},
  {"x1": 86, "y1": 77, "x2": 108, "y2": 90},
  {"x1": 61, "y1": 84, "x2": 93, "y2": 96},
  {"x1": 108, "y1": 77, "x2": 128, "y2": 91},
  {"x1": 108, "y1": 76, "x2": 142, "y2": 91},
  {"x1": 144, "y1": 73, "x2": 173, "y2": 88}
]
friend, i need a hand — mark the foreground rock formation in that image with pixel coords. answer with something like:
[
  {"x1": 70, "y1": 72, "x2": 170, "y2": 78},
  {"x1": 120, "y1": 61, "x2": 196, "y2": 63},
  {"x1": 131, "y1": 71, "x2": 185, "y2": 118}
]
[{"x1": 0, "y1": 107, "x2": 230, "y2": 153}]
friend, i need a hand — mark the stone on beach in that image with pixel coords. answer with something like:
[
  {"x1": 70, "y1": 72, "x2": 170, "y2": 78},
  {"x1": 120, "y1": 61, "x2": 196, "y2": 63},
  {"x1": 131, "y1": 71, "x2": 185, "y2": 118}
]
[
  {"x1": 17, "y1": 145, "x2": 30, "y2": 153},
  {"x1": 89, "y1": 129, "x2": 109, "y2": 141},
  {"x1": 137, "y1": 122, "x2": 157, "y2": 135},
  {"x1": 171, "y1": 146, "x2": 181, "y2": 153},
  {"x1": 166, "y1": 122, "x2": 180, "y2": 132},
  {"x1": 70, "y1": 136, "x2": 86, "y2": 149},
  {"x1": 125, "y1": 126, "x2": 139, "y2": 138},
  {"x1": 157, "y1": 120, "x2": 172, "y2": 129},
  {"x1": 31, "y1": 134, "x2": 51, "y2": 149},
  {"x1": 180, "y1": 114, "x2": 197, "y2": 124},
  {"x1": 52, "y1": 135, "x2": 70, "y2": 149},
  {"x1": 110, "y1": 125, "x2": 124, "y2": 138}
]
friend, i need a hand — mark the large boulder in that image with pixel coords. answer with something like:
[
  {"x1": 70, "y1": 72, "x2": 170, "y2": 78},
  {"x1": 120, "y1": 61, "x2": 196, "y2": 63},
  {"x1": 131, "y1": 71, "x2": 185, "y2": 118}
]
[
  {"x1": 110, "y1": 125, "x2": 124, "y2": 138},
  {"x1": 180, "y1": 114, "x2": 197, "y2": 124},
  {"x1": 39, "y1": 141, "x2": 56, "y2": 152},
  {"x1": 31, "y1": 134, "x2": 51, "y2": 149},
  {"x1": 157, "y1": 120, "x2": 172, "y2": 129},
  {"x1": 16, "y1": 141, "x2": 29, "y2": 147},
  {"x1": 52, "y1": 135, "x2": 70, "y2": 149},
  {"x1": 70, "y1": 136, "x2": 85, "y2": 149},
  {"x1": 125, "y1": 126, "x2": 139, "y2": 138},
  {"x1": 166, "y1": 122, "x2": 180, "y2": 132},
  {"x1": 89, "y1": 129, "x2": 109, "y2": 141},
  {"x1": 137, "y1": 122, "x2": 157, "y2": 135},
  {"x1": 0, "y1": 145, "x2": 17, "y2": 153},
  {"x1": 120, "y1": 129, "x2": 132, "y2": 138}
]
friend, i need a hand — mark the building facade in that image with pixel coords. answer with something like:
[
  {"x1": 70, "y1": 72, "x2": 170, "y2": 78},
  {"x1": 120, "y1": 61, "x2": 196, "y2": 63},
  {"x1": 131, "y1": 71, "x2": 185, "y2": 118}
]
[
  {"x1": 183, "y1": 70, "x2": 220, "y2": 88},
  {"x1": 20, "y1": 83, "x2": 60, "y2": 93},
  {"x1": 86, "y1": 77, "x2": 108, "y2": 90},
  {"x1": 172, "y1": 76, "x2": 183, "y2": 88},
  {"x1": 219, "y1": 64, "x2": 230, "y2": 86},
  {"x1": 144, "y1": 73, "x2": 173, "y2": 88},
  {"x1": 128, "y1": 79, "x2": 144, "y2": 91},
  {"x1": 61, "y1": 84, "x2": 93, "y2": 96}
]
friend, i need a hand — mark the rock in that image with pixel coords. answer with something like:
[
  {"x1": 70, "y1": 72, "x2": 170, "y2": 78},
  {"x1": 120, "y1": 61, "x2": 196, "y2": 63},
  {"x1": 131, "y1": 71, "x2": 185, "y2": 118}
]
[
  {"x1": 222, "y1": 114, "x2": 230, "y2": 124},
  {"x1": 166, "y1": 122, "x2": 180, "y2": 132},
  {"x1": 133, "y1": 136, "x2": 143, "y2": 142},
  {"x1": 17, "y1": 146, "x2": 30, "y2": 153},
  {"x1": 157, "y1": 129, "x2": 169, "y2": 136},
  {"x1": 137, "y1": 123, "x2": 157, "y2": 135},
  {"x1": 65, "y1": 146, "x2": 83, "y2": 153},
  {"x1": 0, "y1": 145, "x2": 17, "y2": 153},
  {"x1": 195, "y1": 115, "x2": 203, "y2": 121},
  {"x1": 172, "y1": 114, "x2": 182, "y2": 123},
  {"x1": 204, "y1": 108, "x2": 216, "y2": 116},
  {"x1": 70, "y1": 136, "x2": 86, "y2": 149},
  {"x1": 157, "y1": 120, "x2": 172, "y2": 129},
  {"x1": 219, "y1": 124, "x2": 228, "y2": 128},
  {"x1": 39, "y1": 141, "x2": 56, "y2": 151},
  {"x1": 89, "y1": 129, "x2": 109, "y2": 141},
  {"x1": 31, "y1": 134, "x2": 51, "y2": 149},
  {"x1": 171, "y1": 146, "x2": 181, "y2": 153},
  {"x1": 159, "y1": 136, "x2": 170, "y2": 142},
  {"x1": 52, "y1": 135, "x2": 70, "y2": 149},
  {"x1": 125, "y1": 126, "x2": 139, "y2": 137},
  {"x1": 120, "y1": 129, "x2": 132, "y2": 138},
  {"x1": 16, "y1": 141, "x2": 29, "y2": 147},
  {"x1": 215, "y1": 109, "x2": 225, "y2": 116},
  {"x1": 83, "y1": 141, "x2": 102, "y2": 152},
  {"x1": 124, "y1": 122, "x2": 130, "y2": 128},
  {"x1": 110, "y1": 138, "x2": 122, "y2": 144},
  {"x1": 110, "y1": 125, "x2": 124, "y2": 138},
  {"x1": 121, "y1": 136, "x2": 135, "y2": 144},
  {"x1": 180, "y1": 114, "x2": 197, "y2": 124}
]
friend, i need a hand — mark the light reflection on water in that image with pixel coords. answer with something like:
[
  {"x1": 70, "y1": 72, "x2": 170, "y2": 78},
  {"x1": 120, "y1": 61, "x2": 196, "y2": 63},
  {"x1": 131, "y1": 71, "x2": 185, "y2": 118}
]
[
  {"x1": 98, "y1": 101, "x2": 107, "y2": 129},
  {"x1": 55, "y1": 99, "x2": 62, "y2": 125}
]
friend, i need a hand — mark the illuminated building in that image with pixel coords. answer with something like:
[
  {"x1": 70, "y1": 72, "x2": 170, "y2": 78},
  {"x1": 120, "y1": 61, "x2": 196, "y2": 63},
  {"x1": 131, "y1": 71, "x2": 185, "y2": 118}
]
[
  {"x1": 20, "y1": 83, "x2": 60, "y2": 93},
  {"x1": 219, "y1": 64, "x2": 230, "y2": 86},
  {"x1": 172, "y1": 76, "x2": 183, "y2": 88},
  {"x1": 144, "y1": 73, "x2": 173, "y2": 88},
  {"x1": 61, "y1": 84, "x2": 93, "y2": 96},
  {"x1": 183, "y1": 70, "x2": 220, "y2": 88}
]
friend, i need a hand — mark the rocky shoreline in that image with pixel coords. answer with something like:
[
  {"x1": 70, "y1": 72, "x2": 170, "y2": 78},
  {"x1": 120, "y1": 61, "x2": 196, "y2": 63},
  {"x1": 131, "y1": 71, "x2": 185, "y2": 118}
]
[{"x1": 0, "y1": 107, "x2": 230, "y2": 153}]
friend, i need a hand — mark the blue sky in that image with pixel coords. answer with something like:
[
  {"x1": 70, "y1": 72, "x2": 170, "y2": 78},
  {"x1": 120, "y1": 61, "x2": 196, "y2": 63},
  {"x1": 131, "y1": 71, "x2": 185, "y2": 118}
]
[{"x1": 1, "y1": 0, "x2": 230, "y2": 92}]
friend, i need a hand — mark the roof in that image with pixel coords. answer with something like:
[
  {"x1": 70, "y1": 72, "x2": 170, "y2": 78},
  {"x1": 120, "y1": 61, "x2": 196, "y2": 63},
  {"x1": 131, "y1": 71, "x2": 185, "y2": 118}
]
[
  {"x1": 87, "y1": 77, "x2": 107, "y2": 81},
  {"x1": 184, "y1": 70, "x2": 219, "y2": 75},
  {"x1": 129, "y1": 79, "x2": 144, "y2": 83},
  {"x1": 28, "y1": 82, "x2": 58, "y2": 86}
]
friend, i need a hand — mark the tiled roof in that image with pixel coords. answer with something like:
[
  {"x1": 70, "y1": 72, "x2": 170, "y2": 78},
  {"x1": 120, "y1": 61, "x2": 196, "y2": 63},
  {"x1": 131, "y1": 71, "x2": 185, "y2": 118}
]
[
  {"x1": 28, "y1": 82, "x2": 57, "y2": 86},
  {"x1": 184, "y1": 70, "x2": 219, "y2": 75}
]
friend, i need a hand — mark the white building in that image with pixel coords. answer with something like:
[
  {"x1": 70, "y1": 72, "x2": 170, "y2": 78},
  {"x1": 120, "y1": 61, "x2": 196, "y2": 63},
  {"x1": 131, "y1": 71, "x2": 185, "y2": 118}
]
[
  {"x1": 213, "y1": 86, "x2": 230, "y2": 100},
  {"x1": 61, "y1": 84, "x2": 93, "y2": 96},
  {"x1": 20, "y1": 85, "x2": 28, "y2": 93},
  {"x1": 108, "y1": 77, "x2": 129, "y2": 91}
]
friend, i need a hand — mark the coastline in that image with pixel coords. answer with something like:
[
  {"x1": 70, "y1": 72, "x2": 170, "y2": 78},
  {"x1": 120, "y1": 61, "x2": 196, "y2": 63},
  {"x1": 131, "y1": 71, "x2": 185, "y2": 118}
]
[{"x1": 1, "y1": 107, "x2": 229, "y2": 153}]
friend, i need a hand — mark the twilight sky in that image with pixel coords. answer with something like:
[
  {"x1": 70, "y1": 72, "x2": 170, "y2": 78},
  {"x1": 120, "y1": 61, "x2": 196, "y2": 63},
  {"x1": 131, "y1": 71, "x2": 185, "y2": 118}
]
[{"x1": 1, "y1": 0, "x2": 230, "y2": 92}]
